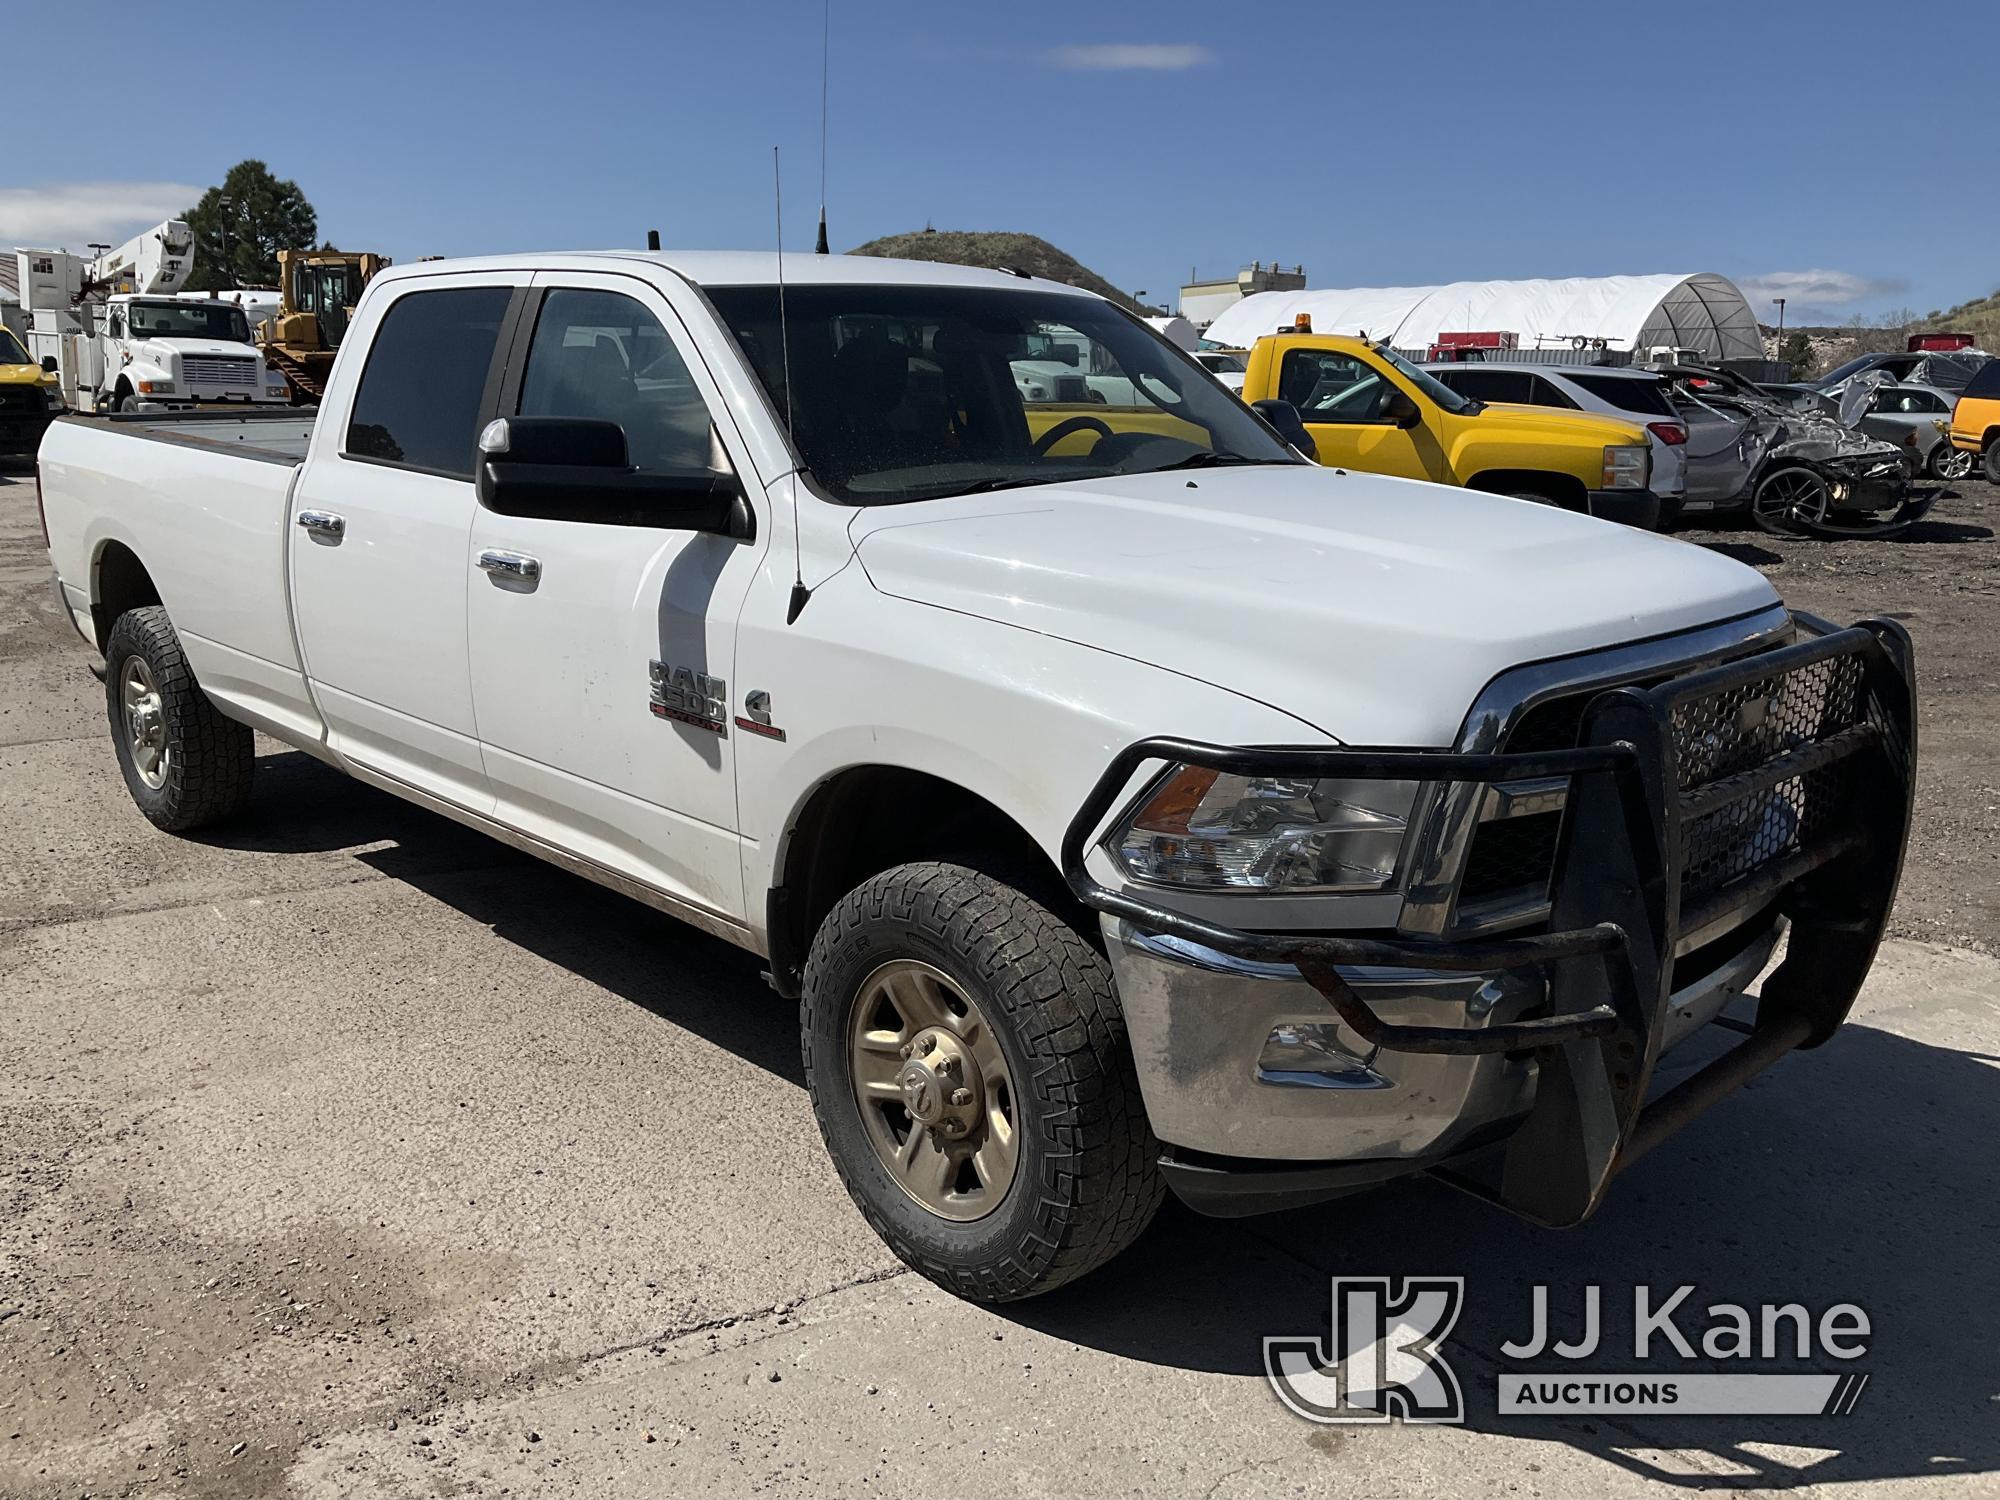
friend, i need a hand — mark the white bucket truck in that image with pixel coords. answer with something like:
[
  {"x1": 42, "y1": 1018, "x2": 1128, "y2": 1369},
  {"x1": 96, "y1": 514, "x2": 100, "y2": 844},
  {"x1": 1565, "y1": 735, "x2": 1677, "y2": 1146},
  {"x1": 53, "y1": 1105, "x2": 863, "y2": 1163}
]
[{"x1": 17, "y1": 221, "x2": 289, "y2": 414}]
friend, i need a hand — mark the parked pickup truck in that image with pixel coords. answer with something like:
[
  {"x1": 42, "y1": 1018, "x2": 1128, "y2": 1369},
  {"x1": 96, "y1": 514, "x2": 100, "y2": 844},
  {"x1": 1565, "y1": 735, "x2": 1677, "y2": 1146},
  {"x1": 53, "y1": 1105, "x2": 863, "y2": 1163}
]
[
  {"x1": 1238, "y1": 328, "x2": 1667, "y2": 528},
  {"x1": 39, "y1": 252, "x2": 1916, "y2": 1301}
]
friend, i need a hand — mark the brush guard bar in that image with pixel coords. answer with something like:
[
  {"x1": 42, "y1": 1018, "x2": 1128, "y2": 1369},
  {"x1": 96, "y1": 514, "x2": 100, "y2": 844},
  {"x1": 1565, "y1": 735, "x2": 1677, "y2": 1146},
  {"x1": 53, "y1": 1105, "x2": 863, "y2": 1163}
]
[{"x1": 1061, "y1": 620, "x2": 1916, "y2": 1225}]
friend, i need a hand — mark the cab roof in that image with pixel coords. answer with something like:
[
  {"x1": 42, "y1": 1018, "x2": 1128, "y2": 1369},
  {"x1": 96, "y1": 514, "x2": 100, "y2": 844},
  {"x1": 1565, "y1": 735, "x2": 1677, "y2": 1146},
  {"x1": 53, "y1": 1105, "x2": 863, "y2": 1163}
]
[{"x1": 371, "y1": 250, "x2": 1101, "y2": 297}]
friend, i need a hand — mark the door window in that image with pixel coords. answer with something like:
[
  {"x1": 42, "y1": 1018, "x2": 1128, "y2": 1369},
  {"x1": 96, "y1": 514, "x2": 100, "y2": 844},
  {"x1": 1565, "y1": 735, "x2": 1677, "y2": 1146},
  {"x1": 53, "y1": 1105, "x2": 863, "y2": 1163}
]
[
  {"x1": 516, "y1": 288, "x2": 716, "y2": 474},
  {"x1": 346, "y1": 286, "x2": 512, "y2": 477},
  {"x1": 1433, "y1": 367, "x2": 1534, "y2": 406},
  {"x1": 1279, "y1": 349, "x2": 1400, "y2": 422},
  {"x1": 1525, "y1": 375, "x2": 1579, "y2": 409}
]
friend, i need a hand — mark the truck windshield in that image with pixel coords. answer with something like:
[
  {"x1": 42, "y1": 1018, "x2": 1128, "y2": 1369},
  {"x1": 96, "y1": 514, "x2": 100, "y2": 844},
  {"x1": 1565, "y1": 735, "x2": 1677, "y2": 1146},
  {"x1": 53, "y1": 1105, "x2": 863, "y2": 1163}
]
[
  {"x1": 0, "y1": 329, "x2": 30, "y2": 366},
  {"x1": 707, "y1": 283, "x2": 1300, "y2": 504},
  {"x1": 125, "y1": 301, "x2": 251, "y2": 344},
  {"x1": 1375, "y1": 344, "x2": 1478, "y2": 414}
]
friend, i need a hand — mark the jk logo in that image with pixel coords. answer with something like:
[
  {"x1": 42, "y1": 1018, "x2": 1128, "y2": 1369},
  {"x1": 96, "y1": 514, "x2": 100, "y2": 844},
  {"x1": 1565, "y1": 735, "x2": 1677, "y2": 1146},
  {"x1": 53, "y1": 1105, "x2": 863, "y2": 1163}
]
[{"x1": 1265, "y1": 1277, "x2": 1465, "y2": 1424}]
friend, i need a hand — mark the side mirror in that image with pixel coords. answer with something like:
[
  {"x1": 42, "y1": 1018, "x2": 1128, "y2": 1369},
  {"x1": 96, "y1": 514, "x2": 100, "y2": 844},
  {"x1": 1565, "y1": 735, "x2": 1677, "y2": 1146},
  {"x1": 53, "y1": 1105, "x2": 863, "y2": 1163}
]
[
  {"x1": 1383, "y1": 389, "x2": 1421, "y2": 428},
  {"x1": 476, "y1": 417, "x2": 751, "y2": 538},
  {"x1": 41, "y1": 355, "x2": 57, "y2": 374},
  {"x1": 1250, "y1": 398, "x2": 1318, "y2": 461}
]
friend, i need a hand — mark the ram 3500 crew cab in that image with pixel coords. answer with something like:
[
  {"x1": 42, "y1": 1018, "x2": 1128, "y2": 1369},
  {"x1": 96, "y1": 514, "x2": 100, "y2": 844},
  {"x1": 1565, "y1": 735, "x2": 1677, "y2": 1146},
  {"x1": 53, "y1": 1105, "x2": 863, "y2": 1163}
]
[{"x1": 38, "y1": 252, "x2": 1916, "y2": 1300}]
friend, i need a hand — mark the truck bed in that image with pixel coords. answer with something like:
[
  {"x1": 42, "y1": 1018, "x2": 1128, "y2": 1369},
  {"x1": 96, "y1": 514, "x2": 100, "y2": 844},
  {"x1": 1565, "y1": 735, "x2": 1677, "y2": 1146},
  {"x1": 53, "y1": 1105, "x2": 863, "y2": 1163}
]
[
  {"x1": 81, "y1": 408, "x2": 316, "y2": 467},
  {"x1": 40, "y1": 407, "x2": 322, "y2": 748}
]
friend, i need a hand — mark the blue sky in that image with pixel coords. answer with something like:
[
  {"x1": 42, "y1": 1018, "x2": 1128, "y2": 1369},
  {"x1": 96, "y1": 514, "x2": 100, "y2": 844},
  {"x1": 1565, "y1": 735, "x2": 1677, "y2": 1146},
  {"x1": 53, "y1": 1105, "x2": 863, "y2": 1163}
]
[{"x1": 6, "y1": 0, "x2": 1994, "y2": 325}]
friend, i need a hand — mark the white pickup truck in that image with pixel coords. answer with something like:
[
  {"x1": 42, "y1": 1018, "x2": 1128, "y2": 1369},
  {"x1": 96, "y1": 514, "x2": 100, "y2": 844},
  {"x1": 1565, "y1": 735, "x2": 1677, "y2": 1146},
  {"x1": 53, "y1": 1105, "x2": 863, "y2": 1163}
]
[{"x1": 38, "y1": 251, "x2": 1916, "y2": 1301}]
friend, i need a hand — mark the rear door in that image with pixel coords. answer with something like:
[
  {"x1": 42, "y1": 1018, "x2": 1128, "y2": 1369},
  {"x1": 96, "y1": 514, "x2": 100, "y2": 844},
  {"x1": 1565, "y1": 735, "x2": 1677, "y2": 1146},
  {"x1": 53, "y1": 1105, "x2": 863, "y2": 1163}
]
[
  {"x1": 288, "y1": 270, "x2": 530, "y2": 810},
  {"x1": 463, "y1": 271, "x2": 768, "y2": 924}
]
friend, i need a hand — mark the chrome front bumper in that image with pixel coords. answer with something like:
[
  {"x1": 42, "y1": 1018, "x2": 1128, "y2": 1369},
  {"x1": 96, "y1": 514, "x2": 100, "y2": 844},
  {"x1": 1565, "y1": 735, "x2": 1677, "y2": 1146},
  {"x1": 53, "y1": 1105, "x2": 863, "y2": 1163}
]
[{"x1": 1105, "y1": 913, "x2": 1784, "y2": 1167}]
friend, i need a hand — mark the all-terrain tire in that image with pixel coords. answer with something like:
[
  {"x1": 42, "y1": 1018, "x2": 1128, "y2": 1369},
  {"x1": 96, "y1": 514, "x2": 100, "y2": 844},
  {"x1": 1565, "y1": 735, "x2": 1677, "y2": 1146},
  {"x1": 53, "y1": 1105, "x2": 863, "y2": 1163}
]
[
  {"x1": 103, "y1": 606, "x2": 255, "y2": 831},
  {"x1": 801, "y1": 862, "x2": 1164, "y2": 1301},
  {"x1": 1985, "y1": 440, "x2": 2000, "y2": 486}
]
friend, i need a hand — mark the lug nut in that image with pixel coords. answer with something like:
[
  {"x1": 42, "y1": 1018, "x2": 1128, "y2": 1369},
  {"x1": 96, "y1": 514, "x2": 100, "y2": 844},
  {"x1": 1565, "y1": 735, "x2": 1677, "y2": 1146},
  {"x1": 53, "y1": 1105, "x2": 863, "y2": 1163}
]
[
  {"x1": 918, "y1": 1035, "x2": 938, "y2": 1056},
  {"x1": 941, "y1": 1118, "x2": 967, "y2": 1137},
  {"x1": 935, "y1": 1054, "x2": 961, "y2": 1077},
  {"x1": 899, "y1": 1044, "x2": 913, "y2": 1060},
  {"x1": 950, "y1": 1088, "x2": 973, "y2": 1107}
]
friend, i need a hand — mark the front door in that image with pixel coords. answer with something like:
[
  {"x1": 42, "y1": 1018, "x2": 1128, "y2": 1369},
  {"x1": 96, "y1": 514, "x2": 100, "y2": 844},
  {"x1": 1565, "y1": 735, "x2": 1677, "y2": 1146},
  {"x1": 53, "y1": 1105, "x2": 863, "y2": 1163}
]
[
  {"x1": 1281, "y1": 346, "x2": 1448, "y2": 482},
  {"x1": 464, "y1": 272, "x2": 768, "y2": 924},
  {"x1": 288, "y1": 271, "x2": 529, "y2": 811}
]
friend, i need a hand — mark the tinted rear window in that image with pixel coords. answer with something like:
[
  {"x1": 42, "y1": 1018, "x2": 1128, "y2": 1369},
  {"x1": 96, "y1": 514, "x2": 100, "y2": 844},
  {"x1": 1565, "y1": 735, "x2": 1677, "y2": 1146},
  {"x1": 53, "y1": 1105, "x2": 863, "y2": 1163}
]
[
  {"x1": 346, "y1": 286, "x2": 511, "y2": 477},
  {"x1": 1569, "y1": 373, "x2": 1675, "y2": 417},
  {"x1": 1961, "y1": 359, "x2": 2000, "y2": 400}
]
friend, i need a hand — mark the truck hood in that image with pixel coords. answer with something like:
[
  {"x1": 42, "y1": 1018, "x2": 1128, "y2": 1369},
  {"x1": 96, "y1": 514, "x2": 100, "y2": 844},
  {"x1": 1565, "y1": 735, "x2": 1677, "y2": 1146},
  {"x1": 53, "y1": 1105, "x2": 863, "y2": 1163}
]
[
  {"x1": 850, "y1": 465, "x2": 1779, "y2": 745},
  {"x1": 1476, "y1": 402, "x2": 1647, "y2": 444}
]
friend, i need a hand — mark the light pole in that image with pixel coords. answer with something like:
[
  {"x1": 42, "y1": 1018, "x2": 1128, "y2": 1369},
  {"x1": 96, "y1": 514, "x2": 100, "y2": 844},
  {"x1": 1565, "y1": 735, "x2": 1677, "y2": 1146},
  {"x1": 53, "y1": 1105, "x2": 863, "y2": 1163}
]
[{"x1": 1774, "y1": 297, "x2": 1786, "y2": 366}]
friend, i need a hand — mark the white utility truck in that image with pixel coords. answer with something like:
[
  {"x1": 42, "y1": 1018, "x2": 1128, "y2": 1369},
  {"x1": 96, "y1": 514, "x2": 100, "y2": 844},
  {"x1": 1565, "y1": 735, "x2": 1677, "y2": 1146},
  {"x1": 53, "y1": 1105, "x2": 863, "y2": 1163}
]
[
  {"x1": 36, "y1": 251, "x2": 1916, "y2": 1300},
  {"x1": 17, "y1": 222, "x2": 289, "y2": 414}
]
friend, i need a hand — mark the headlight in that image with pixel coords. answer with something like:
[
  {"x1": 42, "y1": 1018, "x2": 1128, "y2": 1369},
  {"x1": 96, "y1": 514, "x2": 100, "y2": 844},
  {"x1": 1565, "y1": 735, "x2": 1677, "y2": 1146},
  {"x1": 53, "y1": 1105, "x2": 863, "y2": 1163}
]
[
  {"x1": 1111, "y1": 766, "x2": 1420, "y2": 893},
  {"x1": 136, "y1": 380, "x2": 174, "y2": 395},
  {"x1": 1601, "y1": 444, "x2": 1650, "y2": 490}
]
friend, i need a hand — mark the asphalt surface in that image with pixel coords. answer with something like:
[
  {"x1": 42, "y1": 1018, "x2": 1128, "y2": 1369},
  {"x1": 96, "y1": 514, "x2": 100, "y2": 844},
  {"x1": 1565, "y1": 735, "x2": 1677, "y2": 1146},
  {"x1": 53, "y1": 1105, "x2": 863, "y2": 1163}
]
[{"x1": 2, "y1": 466, "x2": 1996, "y2": 1499}]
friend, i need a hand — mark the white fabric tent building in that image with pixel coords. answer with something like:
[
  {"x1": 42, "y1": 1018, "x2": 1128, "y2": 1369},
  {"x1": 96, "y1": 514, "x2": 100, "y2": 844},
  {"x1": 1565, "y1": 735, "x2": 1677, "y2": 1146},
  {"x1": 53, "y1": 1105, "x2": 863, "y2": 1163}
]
[{"x1": 1202, "y1": 273, "x2": 1763, "y2": 364}]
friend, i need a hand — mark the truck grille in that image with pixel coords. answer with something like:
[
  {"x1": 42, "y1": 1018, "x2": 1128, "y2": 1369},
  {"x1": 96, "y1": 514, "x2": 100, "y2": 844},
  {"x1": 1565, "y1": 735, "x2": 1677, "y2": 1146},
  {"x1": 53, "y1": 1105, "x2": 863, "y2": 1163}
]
[
  {"x1": 1672, "y1": 650, "x2": 1868, "y2": 913},
  {"x1": 181, "y1": 356, "x2": 257, "y2": 388},
  {"x1": 1457, "y1": 636, "x2": 1876, "y2": 927},
  {"x1": 0, "y1": 386, "x2": 39, "y2": 414}
]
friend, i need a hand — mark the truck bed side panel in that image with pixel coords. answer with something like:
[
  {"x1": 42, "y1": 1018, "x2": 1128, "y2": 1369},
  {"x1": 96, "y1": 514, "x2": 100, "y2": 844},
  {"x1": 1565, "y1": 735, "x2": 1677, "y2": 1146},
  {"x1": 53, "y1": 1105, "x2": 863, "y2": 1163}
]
[{"x1": 39, "y1": 417, "x2": 324, "y2": 745}]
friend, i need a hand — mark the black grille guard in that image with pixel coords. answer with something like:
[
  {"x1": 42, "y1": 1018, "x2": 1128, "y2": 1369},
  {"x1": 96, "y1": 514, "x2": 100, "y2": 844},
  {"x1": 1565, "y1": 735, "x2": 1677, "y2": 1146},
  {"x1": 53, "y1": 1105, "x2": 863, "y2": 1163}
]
[{"x1": 1061, "y1": 620, "x2": 1917, "y2": 1226}]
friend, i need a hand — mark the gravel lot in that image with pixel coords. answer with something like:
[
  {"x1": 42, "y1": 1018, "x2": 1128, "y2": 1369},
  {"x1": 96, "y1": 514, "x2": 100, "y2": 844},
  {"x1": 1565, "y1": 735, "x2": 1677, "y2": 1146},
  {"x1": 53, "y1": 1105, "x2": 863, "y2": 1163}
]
[
  {"x1": 2, "y1": 466, "x2": 1996, "y2": 1499},
  {"x1": 1676, "y1": 476, "x2": 2000, "y2": 953}
]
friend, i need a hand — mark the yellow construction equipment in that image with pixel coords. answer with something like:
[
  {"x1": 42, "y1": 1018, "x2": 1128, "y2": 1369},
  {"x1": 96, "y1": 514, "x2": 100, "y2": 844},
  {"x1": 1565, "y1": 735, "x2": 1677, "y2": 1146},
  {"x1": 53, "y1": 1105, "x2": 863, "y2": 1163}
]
[{"x1": 260, "y1": 249, "x2": 388, "y2": 402}]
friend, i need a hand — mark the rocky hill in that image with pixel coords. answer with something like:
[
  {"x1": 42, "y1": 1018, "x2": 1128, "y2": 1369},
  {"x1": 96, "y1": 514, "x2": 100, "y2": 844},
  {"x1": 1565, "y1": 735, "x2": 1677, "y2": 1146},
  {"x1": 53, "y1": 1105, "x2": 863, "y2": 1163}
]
[{"x1": 848, "y1": 230, "x2": 1142, "y2": 310}]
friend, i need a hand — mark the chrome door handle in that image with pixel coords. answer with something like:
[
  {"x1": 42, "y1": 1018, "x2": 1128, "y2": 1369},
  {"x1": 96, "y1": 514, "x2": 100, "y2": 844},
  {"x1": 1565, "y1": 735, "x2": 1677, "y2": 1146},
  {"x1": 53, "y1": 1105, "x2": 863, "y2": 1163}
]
[
  {"x1": 296, "y1": 509, "x2": 345, "y2": 539},
  {"x1": 477, "y1": 549, "x2": 541, "y2": 582}
]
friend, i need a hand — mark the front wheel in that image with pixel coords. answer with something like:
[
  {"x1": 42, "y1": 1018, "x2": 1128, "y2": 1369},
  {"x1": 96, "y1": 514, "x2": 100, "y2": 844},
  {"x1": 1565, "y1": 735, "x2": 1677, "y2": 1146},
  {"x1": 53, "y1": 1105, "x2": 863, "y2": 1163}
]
[
  {"x1": 801, "y1": 862, "x2": 1163, "y2": 1301},
  {"x1": 103, "y1": 606, "x2": 255, "y2": 831},
  {"x1": 1751, "y1": 467, "x2": 1830, "y2": 536},
  {"x1": 1929, "y1": 443, "x2": 1973, "y2": 482}
]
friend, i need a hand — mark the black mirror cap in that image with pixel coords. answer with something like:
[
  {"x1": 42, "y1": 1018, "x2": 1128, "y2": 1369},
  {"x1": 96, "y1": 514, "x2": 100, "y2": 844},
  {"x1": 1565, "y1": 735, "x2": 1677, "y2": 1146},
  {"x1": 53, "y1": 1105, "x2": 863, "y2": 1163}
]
[
  {"x1": 482, "y1": 415, "x2": 629, "y2": 469},
  {"x1": 1385, "y1": 389, "x2": 1422, "y2": 427},
  {"x1": 40, "y1": 355, "x2": 58, "y2": 373},
  {"x1": 1250, "y1": 398, "x2": 1317, "y2": 462}
]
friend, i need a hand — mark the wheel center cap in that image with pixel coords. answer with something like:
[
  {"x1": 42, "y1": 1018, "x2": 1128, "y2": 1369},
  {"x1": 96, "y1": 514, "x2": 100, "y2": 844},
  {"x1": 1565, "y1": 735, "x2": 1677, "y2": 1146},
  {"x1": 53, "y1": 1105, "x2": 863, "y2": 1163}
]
[{"x1": 895, "y1": 1028, "x2": 982, "y2": 1135}]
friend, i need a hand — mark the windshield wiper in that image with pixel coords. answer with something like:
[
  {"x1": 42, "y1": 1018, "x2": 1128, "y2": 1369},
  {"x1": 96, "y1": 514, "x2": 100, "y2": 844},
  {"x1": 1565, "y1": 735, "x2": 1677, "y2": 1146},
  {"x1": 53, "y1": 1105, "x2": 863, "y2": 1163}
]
[
  {"x1": 1143, "y1": 451, "x2": 1293, "y2": 474},
  {"x1": 895, "y1": 475, "x2": 1055, "y2": 503}
]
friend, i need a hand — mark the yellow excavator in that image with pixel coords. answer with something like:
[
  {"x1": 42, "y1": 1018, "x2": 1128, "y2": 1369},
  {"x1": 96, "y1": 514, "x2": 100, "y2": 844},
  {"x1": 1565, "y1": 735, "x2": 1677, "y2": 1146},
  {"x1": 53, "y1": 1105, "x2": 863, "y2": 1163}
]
[{"x1": 260, "y1": 249, "x2": 389, "y2": 402}]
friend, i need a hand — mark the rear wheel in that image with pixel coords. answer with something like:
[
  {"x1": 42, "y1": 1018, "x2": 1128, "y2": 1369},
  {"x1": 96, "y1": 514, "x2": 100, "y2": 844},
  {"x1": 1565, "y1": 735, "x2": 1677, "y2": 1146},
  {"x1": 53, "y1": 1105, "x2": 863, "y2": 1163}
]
[
  {"x1": 1985, "y1": 442, "x2": 2000, "y2": 485},
  {"x1": 103, "y1": 606, "x2": 254, "y2": 831},
  {"x1": 801, "y1": 862, "x2": 1163, "y2": 1301}
]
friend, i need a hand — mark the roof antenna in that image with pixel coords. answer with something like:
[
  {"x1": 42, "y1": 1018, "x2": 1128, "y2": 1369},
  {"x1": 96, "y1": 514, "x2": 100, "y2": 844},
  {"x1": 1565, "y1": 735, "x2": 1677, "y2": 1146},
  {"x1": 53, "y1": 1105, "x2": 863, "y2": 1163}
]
[
  {"x1": 814, "y1": 0, "x2": 831, "y2": 254},
  {"x1": 776, "y1": 147, "x2": 811, "y2": 625},
  {"x1": 646, "y1": 228, "x2": 660, "y2": 251}
]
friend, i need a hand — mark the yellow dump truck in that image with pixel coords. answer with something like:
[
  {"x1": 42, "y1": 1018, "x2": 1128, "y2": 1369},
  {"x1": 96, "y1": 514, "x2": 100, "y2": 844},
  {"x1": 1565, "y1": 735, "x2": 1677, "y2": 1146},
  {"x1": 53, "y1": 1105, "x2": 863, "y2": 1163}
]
[{"x1": 1239, "y1": 325, "x2": 1663, "y2": 528}]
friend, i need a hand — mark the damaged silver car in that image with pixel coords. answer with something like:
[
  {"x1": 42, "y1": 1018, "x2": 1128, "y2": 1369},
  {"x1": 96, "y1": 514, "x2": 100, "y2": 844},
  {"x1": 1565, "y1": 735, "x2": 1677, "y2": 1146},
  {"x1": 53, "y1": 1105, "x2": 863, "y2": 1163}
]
[{"x1": 1649, "y1": 363, "x2": 1935, "y2": 539}]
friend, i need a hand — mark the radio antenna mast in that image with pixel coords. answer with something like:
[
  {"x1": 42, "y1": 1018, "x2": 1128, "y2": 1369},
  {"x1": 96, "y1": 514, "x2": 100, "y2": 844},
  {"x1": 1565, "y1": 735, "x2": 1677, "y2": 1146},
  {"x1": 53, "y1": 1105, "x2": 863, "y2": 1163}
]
[
  {"x1": 814, "y1": 0, "x2": 831, "y2": 254},
  {"x1": 776, "y1": 147, "x2": 811, "y2": 624}
]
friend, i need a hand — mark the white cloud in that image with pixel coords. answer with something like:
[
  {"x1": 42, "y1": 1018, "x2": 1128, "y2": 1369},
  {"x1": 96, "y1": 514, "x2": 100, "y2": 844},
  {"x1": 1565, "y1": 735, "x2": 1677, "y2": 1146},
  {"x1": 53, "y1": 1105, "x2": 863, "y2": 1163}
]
[
  {"x1": 1044, "y1": 43, "x2": 1214, "y2": 71},
  {"x1": 0, "y1": 181, "x2": 203, "y2": 251},
  {"x1": 1734, "y1": 268, "x2": 1907, "y2": 312}
]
